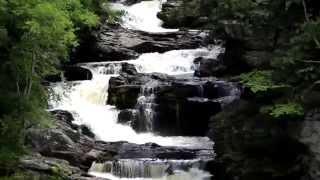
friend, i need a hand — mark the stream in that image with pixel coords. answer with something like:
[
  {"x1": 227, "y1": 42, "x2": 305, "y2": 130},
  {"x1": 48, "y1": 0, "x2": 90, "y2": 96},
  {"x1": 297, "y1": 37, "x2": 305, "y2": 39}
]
[{"x1": 49, "y1": 0, "x2": 221, "y2": 179}]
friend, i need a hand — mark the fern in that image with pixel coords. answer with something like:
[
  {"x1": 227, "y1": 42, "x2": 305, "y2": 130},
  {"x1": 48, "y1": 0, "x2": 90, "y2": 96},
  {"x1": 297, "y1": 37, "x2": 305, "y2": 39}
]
[
  {"x1": 240, "y1": 70, "x2": 287, "y2": 93},
  {"x1": 261, "y1": 103, "x2": 304, "y2": 119}
]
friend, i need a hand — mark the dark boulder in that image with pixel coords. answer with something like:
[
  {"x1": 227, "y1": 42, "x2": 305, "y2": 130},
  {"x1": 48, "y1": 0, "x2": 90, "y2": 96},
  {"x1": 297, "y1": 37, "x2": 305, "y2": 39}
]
[
  {"x1": 94, "y1": 141, "x2": 213, "y2": 160},
  {"x1": 63, "y1": 66, "x2": 93, "y2": 81},
  {"x1": 194, "y1": 56, "x2": 227, "y2": 77},
  {"x1": 108, "y1": 72, "x2": 240, "y2": 136},
  {"x1": 157, "y1": 0, "x2": 209, "y2": 29},
  {"x1": 154, "y1": 79, "x2": 233, "y2": 136},
  {"x1": 43, "y1": 66, "x2": 92, "y2": 84},
  {"x1": 121, "y1": 63, "x2": 138, "y2": 75},
  {"x1": 108, "y1": 84, "x2": 141, "y2": 109},
  {"x1": 208, "y1": 100, "x2": 308, "y2": 180},
  {"x1": 117, "y1": 109, "x2": 138, "y2": 125}
]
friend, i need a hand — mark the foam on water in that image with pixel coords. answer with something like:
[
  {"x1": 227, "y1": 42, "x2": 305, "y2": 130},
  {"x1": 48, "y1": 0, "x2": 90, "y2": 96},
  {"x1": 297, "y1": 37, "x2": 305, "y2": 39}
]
[
  {"x1": 89, "y1": 158, "x2": 212, "y2": 180},
  {"x1": 111, "y1": 0, "x2": 178, "y2": 33},
  {"x1": 48, "y1": 0, "x2": 220, "y2": 178},
  {"x1": 49, "y1": 48, "x2": 219, "y2": 149}
]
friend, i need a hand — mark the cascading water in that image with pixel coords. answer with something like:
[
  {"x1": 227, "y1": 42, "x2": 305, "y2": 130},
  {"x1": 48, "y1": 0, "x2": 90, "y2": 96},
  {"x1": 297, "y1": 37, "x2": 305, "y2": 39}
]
[
  {"x1": 136, "y1": 80, "x2": 159, "y2": 132},
  {"x1": 111, "y1": 0, "x2": 178, "y2": 33},
  {"x1": 48, "y1": 0, "x2": 222, "y2": 179},
  {"x1": 89, "y1": 159, "x2": 212, "y2": 180},
  {"x1": 49, "y1": 48, "x2": 218, "y2": 147}
]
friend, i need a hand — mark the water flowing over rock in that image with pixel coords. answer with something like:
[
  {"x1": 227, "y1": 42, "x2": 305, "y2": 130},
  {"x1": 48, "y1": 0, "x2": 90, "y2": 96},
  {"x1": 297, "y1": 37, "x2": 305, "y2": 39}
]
[
  {"x1": 89, "y1": 159, "x2": 211, "y2": 179},
  {"x1": 72, "y1": 25, "x2": 208, "y2": 63},
  {"x1": 108, "y1": 72, "x2": 241, "y2": 136},
  {"x1": 46, "y1": 0, "x2": 224, "y2": 179}
]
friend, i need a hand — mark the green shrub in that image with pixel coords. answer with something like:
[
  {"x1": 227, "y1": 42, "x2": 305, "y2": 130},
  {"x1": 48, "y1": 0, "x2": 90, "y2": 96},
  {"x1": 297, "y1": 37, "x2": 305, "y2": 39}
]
[{"x1": 261, "y1": 103, "x2": 304, "y2": 119}]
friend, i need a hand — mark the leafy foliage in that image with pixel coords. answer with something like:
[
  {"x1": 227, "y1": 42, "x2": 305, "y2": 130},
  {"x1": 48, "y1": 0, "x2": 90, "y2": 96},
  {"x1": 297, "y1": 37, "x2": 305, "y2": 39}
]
[
  {"x1": 0, "y1": 0, "x2": 117, "y2": 175},
  {"x1": 240, "y1": 71, "x2": 287, "y2": 93},
  {"x1": 261, "y1": 103, "x2": 304, "y2": 119}
]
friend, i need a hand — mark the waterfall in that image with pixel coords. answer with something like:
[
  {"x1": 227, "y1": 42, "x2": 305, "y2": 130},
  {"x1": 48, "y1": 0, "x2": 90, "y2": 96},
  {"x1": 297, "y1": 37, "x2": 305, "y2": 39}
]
[
  {"x1": 48, "y1": 0, "x2": 222, "y2": 179},
  {"x1": 111, "y1": 0, "x2": 178, "y2": 33},
  {"x1": 89, "y1": 159, "x2": 212, "y2": 180},
  {"x1": 136, "y1": 81, "x2": 158, "y2": 132},
  {"x1": 49, "y1": 52, "x2": 216, "y2": 148}
]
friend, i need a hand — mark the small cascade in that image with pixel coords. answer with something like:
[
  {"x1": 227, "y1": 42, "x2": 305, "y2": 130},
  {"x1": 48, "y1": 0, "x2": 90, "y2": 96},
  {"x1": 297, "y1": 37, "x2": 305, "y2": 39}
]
[
  {"x1": 135, "y1": 80, "x2": 159, "y2": 132},
  {"x1": 85, "y1": 63, "x2": 123, "y2": 75},
  {"x1": 111, "y1": 0, "x2": 178, "y2": 33},
  {"x1": 89, "y1": 159, "x2": 211, "y2": 179}
]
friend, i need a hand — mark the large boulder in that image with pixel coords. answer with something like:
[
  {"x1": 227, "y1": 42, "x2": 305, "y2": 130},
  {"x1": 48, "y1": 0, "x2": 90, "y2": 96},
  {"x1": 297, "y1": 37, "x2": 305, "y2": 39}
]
[
  {"x1": 208, "y1": 100, "x2": 308, "y2": 180},
  {"x1": 108, "y1": 72, "x2": 240, "y2": 136},
  {"x1": 299, "y1": 110, "x2": 320, "y2": 180},
  {"x1": 72, "y1": 26, "x2": 207, "y2": 62},
  {"x1": 43, "y1": 66, "x2": 93, "y2": 84},
  {"x1": 26, "y1": 110, "x2": 97, "y2": 170},
  {"x1": 93, "y1": 141, "x2": 213, "y2": 160},
  {"x1": 194, "y1": 55, "x2": 227, "y2": 77},
  {"x1": 157, "y1": 0, "x2": 209, "y2": 29},
  {"x1": 63, "y1": 66, "x2": 93, "y2": 81},
  {"x1": 18, "y1": 153, "x2": 90, "y2": 180}
]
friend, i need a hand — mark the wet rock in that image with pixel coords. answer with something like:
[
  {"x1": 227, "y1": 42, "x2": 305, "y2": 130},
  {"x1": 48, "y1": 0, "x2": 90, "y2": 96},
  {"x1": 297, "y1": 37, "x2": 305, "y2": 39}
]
[
  {"x1": 155, "y1": 80, "x2": 233, "y2": 136},
  {"x1": 121, "y1": 62, "x2": 138, "y2": 75},
  {"x1": 63, "y1": 66, "x2": 93, "y2": 81},
  {"x1": 118, "y1": 109, "x2": 138, "y2": 124},
  {"x1": 80, "y1": 125, "x2": 95, "y2": 139},
  {"x1": 157, "y1": 0, "x2": 209, "y2": 28},
  {"x1": 299, "y1": 110, "x2": 320, "y2": 180},
  {"x1": 19, "y1": 153, "x2": 88, "y2": 179},
  {"x1": 94, "y1": 141, "x2": 213, "y2": 160},
  {"x1": 72, "y1": 26, "x2": 206, "y2": 62},
  {"x1": 27, "y1": 128, "x2": 77, "y2": 153},
  {"x1": 44, "y1": 66, "x2": 93, "y2": 84},
  {"x1": 108, "y1": 72, "x2": 240, "y2": 136},
  {"x1": 208, "y1": 100, "x2": 308, "y2": 180},
  {"x1": 26, "y1": 110, "x2": 97, "y2": 170},
  {"x1": 108, "y1": 84, "x2": 141, "y2": 109},
  {"x1": 194, "y1": 55, "x2": 227, "y2": 77}
]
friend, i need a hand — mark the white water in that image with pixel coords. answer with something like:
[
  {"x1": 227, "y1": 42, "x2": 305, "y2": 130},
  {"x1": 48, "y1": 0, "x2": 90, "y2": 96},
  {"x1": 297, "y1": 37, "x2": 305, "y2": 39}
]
[
  {"x1": 48, "y1": 0, "x2": 220, "y2": 179},
  {"x1": 90, "y1": 168, "x2": 211, "y2": 180},
  {"x1": 111, "y1": 0, "x2": 178, "y2": 33},
  {"x1": 89, "y1": 159, "x2": 211, "y2": 180},
  {"x1": 49, "y1": 47, "x2": 219, "y2": 148}
]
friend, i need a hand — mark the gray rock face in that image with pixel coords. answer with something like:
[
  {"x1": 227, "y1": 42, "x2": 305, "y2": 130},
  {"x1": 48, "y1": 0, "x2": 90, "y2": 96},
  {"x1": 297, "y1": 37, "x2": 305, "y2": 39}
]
[
  {"x1": 19, "y1": 153, "x2": 91, "y2": 180},
  {"x1": 300, "y1": 110, "x2": 320, "y2": 180},
  {"x1": 93, "y1": 141, "x2": 214, "y2": 160},
  {"x1": 194, "y1": 56, "x2": 227, "y2": 77},
  {"x1": 26, "y1": 110, "x2": 96, "y2": 170},
  {"x1": 72, "y1": 26, "x2": 207, "y2": 62},
  {"x1": 157, "y1": 0, "x2": 209, "y2": 29}
]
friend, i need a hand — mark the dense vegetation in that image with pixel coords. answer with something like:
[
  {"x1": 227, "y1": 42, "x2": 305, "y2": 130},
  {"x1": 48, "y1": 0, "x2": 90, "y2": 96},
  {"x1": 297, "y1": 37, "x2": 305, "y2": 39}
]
[
  {"x1": 206, "y1": 0, "x2": 320, "y2": 117},
  {"x1": 165, "y1": 0, "x2": 320, "y2": 116},
  {"x1": 0, "y1": 0, "x2": 114, "y2": 176},
  {"x1": 177, "y1": 0, "x2": 320, "y2": 118},
  {"x1": 159, "y1": 0, "x2": 320, "y2": 179}
]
